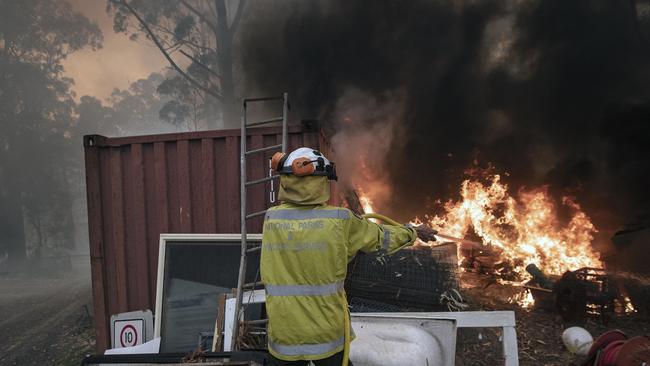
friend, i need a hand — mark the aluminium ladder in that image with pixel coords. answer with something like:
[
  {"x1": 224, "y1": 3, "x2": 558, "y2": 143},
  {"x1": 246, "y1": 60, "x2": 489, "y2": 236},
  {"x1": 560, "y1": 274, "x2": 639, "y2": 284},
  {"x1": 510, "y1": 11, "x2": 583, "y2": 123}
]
[{"x1": 231, "y1": 93, "x2": 289, "y2": 349}]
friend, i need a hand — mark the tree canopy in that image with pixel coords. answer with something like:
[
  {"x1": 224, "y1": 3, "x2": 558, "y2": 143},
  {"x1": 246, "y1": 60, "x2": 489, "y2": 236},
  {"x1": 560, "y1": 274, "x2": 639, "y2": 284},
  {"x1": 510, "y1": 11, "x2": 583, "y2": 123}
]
[
  {"x1": 0, "y1": 0, "x2": 102, "y2": 261},
  {"x1": 107, "y1": 0, "x2": 245, "y2": 128}
]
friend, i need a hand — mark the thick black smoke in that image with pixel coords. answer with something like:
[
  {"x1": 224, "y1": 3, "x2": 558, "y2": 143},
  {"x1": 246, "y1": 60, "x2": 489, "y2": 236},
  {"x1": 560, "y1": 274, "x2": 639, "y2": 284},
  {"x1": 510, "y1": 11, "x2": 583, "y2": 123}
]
[{"x1": 239, "y1": 0, "x2": 650, "y2": 235}]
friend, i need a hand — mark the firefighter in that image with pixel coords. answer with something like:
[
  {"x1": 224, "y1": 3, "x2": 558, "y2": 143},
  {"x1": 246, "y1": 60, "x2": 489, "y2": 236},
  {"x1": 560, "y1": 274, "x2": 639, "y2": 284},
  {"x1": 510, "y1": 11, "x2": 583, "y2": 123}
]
[{"x1": 262, "y1": 147, "x2": 437, "y2": 366}]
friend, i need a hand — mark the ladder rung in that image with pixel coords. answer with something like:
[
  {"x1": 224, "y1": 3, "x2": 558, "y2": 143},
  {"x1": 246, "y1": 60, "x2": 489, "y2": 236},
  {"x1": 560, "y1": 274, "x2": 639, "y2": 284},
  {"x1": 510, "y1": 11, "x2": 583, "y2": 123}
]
[
  {"x1": 246, "y1": 246, "x2": 261, "y2": 253},
  {"x1": 244, "y1": 319, "x2": 269, "y2": 325},
  {"x1": 243, "y1": 281, "x2": 263, "y2": 288},
  {"x1": 245, "y1": 144, "x2": 282, "y2": 155},
  {"x1": 244, "y1": 96, "x2": 283, "y2": 103},
  {"x1": 245, "y1": 175, "x2": 279, "y2": 186},
  {"x1": 246, "y1": 117, "x2": 283, "y2": 127},
  {"x1": 246, "y1": 210, "x2": 267, "y2": 219}
]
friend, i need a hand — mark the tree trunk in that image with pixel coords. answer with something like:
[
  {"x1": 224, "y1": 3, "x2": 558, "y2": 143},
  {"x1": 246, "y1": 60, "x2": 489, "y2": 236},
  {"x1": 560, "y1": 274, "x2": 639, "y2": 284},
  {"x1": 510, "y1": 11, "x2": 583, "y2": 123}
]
[
  {"x1": 31, "y1": 213, "x2": 44, "y2": 260},
  {"x1": 0, "y1": 191, "x2": 27, "y2": 264},
  {"x1": 215, "y1": 0, "x2": 238, "y2": 129}
]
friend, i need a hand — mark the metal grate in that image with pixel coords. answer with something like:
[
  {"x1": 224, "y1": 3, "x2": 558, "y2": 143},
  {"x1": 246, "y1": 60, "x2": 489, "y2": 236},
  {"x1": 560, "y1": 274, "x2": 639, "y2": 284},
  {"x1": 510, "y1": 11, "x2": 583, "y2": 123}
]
[{"x1": 346, "y1": 245, "x2": 459, "y2": 311}]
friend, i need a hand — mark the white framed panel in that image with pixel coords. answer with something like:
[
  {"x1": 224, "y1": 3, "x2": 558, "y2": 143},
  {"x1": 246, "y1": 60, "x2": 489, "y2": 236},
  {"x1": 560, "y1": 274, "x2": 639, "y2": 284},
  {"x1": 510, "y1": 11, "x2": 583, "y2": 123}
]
[{"x1": 153, "y1": 233, "x2": 262, "y2": 352}]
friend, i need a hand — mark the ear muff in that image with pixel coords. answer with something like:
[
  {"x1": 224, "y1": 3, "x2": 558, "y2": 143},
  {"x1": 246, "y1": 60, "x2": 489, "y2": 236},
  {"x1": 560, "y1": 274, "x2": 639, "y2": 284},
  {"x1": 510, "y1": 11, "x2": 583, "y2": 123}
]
[
  {"x1": 273, "y1": 149, "x2": 337, "y2": 179},
  {"x1": 327, "y1": 162, "x2": 338, "y2": 181},
  {"x1": 271, "y1": 152, "x2": 288, "y2": 173},
  {"x1": 291, "y1": 157, "x2": 316, "y2": 176}
]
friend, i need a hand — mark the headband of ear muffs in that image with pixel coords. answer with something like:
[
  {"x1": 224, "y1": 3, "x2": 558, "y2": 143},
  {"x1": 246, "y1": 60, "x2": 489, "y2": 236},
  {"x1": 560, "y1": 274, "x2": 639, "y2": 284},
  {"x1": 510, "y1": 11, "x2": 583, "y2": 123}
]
[
  {"x1": 270, "y1": 151, "x2": 338, "y2": 181},
  {"x1": 271, "y1": 152, "x2": 289, "y2": 172}
]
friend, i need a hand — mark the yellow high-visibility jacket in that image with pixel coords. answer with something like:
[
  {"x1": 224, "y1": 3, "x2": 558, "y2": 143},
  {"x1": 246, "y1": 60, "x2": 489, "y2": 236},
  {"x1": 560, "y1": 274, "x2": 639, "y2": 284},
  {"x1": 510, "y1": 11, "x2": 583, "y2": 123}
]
[{"x1": 261, "y1": 202, "x2": 417, "y2": 361}]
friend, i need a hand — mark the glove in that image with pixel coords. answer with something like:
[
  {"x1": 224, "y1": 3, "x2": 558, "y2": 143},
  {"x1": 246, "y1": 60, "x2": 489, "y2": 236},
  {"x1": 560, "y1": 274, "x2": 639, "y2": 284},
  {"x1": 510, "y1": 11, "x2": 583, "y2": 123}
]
[{"x1": 414, "y1": 224, "x2": 438, "y2": 242}]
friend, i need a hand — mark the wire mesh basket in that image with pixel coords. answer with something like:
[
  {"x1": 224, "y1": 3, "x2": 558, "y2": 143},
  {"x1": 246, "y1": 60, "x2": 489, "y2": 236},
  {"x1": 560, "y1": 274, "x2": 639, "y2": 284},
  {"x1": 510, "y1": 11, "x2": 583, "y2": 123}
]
[{"x1": 346, "y1": 244, "x2": 459, "y2": 312}]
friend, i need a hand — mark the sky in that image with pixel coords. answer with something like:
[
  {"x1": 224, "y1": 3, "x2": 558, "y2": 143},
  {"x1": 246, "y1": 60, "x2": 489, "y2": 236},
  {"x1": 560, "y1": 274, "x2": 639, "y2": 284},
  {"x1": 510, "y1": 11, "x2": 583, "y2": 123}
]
[{"x1": 62, "y1": 0, "x2": 167, "y2": 101}]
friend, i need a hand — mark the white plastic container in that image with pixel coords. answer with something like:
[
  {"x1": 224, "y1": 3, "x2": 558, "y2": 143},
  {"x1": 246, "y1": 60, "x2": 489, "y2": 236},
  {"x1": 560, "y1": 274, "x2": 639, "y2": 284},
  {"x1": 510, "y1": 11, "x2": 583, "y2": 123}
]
[
  {"x1": 562, "y1": 326, "x2": 593, "y2": 356},
  {"x1": 350, "y1": 315, "x2": 457, "y2": 366}
]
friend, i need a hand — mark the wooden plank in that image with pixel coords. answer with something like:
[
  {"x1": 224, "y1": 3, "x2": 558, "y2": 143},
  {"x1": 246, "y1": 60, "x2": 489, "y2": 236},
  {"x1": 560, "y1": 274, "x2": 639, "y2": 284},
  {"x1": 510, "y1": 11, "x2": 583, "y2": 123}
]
[
  {"x1": 223, "y1": 292, "x2": 237, "y2": 351},
  {"x1": 212, "y1": 293, "x2": 228, "y2": 352}
]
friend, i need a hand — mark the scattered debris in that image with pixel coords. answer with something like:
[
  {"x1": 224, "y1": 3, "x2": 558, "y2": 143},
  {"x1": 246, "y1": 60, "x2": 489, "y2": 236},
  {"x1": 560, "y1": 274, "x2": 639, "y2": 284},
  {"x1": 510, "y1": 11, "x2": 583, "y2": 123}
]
[{"x1": 460, "y1": 271, "x2": 649, "y2": 366}]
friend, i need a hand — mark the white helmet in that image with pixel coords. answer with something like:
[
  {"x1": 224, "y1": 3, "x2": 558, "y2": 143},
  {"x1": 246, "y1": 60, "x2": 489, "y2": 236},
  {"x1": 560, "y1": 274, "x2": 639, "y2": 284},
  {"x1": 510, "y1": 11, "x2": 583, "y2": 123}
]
[{"x1": 271, "y1": 147, "x2": 337, "y2": 180}]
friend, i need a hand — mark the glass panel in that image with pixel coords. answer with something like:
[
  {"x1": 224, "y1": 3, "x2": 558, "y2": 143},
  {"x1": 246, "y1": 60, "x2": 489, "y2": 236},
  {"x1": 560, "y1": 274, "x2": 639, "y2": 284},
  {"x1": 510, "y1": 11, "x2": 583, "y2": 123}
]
[{"x1": 160, "y1": 241, "x2": 261, "y2": 353}]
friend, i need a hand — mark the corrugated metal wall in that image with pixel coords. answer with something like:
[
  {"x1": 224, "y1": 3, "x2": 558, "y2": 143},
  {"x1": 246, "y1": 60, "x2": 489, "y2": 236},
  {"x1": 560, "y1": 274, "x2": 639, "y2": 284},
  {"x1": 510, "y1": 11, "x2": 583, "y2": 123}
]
[{"x1": 84, "y1": 124, "x2": 330, "y2": 352}]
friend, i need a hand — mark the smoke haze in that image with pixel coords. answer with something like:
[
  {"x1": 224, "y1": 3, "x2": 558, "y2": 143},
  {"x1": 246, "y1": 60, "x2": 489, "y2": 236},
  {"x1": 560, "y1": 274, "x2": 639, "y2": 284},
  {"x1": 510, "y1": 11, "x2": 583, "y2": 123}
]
[
  {"x1": 63, "y1": 0, "x2": 166, "y2": 100},
  {"x1": 329, "y1": 88, "x2": 407, "y2": 208},
  {"x1": 240, "y1": 0, "x2": 650, "y2": 234}
]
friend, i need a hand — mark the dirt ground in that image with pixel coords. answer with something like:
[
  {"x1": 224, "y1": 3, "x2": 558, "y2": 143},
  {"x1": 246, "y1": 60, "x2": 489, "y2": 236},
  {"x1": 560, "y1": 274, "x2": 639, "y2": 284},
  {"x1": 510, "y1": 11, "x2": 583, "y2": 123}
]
[
  {"x1": 0, "y1": 268, "x2": 647, "y2": 365},
  {"x1": 457, "y1": 272, "x2": 650, "y2": 366},
  {"x1": 0, "y1": 272, "x2": 95, "y2": 366}
]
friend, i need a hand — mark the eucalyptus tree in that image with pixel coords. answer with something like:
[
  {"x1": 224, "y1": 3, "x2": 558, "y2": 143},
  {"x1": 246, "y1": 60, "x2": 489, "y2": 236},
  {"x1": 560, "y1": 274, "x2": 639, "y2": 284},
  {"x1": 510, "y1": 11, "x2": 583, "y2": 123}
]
[{"x1": 108, "y1": 0, "x2": 245, "y2": 129}]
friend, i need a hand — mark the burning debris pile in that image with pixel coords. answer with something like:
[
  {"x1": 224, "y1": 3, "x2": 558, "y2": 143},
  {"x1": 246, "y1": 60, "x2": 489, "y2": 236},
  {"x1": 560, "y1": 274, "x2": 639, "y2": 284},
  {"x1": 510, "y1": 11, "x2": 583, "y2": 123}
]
[
  {"x1": 424, "y1": 172, "x2": 602, "y2": 279},
  {"x1": 419, "y1": 171, "x2": 649, "y2": 321},
  {"x1": 350, "y1": 167, "x2": 650, "y2": 323}
]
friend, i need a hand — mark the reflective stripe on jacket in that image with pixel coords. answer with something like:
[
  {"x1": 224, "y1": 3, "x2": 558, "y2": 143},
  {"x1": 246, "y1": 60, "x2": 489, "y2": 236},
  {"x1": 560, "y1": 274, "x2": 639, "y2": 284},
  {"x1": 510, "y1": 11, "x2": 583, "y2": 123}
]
[{"x1": 261, "y1": 203, "x2": 417, "y2": 361}]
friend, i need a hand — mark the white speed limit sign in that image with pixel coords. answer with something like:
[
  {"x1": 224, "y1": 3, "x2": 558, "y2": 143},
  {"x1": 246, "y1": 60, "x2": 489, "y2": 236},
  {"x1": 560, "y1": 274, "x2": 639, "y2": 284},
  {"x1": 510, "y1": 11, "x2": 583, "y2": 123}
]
[
  {"x1": 114, "y1": 320, "x2": 143, "y2": 348},
  {"x1": 110, "y1": 310, "x2": 153, "y2": 349}
]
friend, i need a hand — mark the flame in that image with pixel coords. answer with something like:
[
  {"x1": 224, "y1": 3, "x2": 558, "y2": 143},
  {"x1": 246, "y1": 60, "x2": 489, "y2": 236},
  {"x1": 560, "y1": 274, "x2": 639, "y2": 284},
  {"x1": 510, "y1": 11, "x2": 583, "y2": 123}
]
[
  {"x1": 358, "y1": 187, "x2": 375, "y2": 214},
  {"x1": 622, "y1": 296, "x2": 637, "y2": 315},
  {"x1": 355, "y1": 170, "x2": 603, "y2": 308},
  {"x1": 508, "y1": 289, "x2": 535, "y2": 310},
  {"x1": 357, "y1": 187, "x2": 380, "y2": 223},
  {"x1": 428, "y1": 174, "x2": 602, "y2": 276}
]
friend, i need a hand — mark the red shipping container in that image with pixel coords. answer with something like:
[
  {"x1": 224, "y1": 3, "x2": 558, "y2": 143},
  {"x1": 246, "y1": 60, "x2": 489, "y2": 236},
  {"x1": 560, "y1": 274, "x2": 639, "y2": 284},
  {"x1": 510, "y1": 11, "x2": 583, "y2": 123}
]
[{"x1": 83, "y1": 123, "x2": 335, "y2": 352}]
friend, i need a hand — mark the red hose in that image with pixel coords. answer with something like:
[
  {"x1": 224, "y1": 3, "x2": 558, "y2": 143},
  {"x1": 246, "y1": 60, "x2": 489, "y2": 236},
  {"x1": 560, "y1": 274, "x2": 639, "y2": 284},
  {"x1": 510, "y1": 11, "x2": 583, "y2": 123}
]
[{"x1": 598, "y1": 340, "x2": 625, "y2": 366}]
